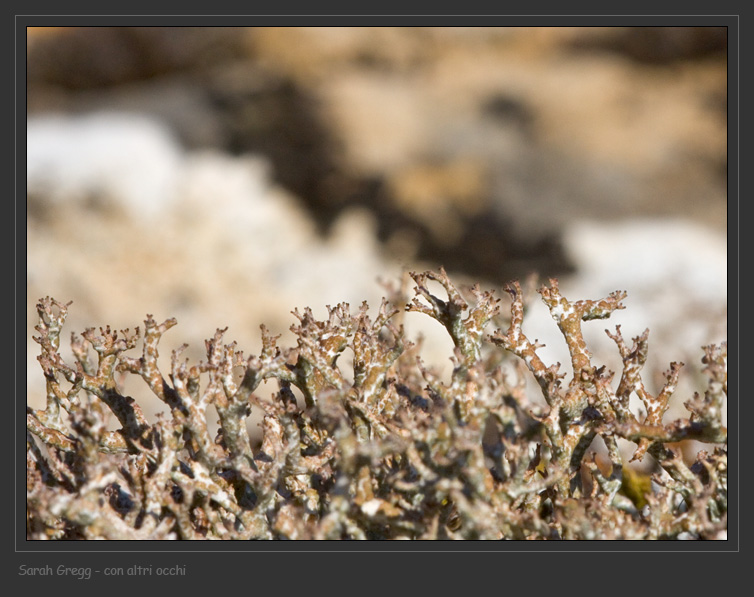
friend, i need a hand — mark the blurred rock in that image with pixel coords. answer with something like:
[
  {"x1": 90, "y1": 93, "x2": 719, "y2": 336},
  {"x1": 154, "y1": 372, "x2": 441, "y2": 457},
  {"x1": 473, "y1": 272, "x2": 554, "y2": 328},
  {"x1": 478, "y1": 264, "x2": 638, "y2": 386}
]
[
  {"x1": 27, "y1": 26, "x2": 248, "y2": 89},
  {"x1": 27, "y1": 112, "x2": 183, "y2": 218},
  {"x1": 564, "y1": 26, "x2": 727, "y2": 64},
  {"x1": 30, "y1": 26, "x2": 726, "y2": 283},
  {"x1": 247, "y1": 26, "x2": 727, "y2": 277}
]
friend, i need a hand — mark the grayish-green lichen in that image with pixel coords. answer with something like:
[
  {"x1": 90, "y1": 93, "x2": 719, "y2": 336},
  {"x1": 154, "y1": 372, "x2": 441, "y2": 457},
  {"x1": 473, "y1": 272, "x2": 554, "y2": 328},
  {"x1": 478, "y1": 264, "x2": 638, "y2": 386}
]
[{"x1": 27, "y1": 271, "x2": 727, "y2": 539}]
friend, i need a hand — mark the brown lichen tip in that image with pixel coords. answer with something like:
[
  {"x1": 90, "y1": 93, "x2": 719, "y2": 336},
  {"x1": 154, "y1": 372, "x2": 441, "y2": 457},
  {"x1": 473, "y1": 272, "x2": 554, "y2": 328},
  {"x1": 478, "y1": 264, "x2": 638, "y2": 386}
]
[
  {"x1": 407, "y1": 267, "x2": 499, "y2": 367},
  {"x1": 538, "y1": 278, "x2": 626, "y2": 380},
  {"x1": 27, "y1": 270, "x2": 726, "y2": 540}
]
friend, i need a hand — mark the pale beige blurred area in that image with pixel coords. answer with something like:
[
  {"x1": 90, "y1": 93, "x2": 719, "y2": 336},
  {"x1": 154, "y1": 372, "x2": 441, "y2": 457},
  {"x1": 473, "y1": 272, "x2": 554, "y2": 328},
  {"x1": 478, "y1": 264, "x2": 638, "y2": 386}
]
[{"x1": 26, "y1": 26, "x2": 728, "y2": 440}]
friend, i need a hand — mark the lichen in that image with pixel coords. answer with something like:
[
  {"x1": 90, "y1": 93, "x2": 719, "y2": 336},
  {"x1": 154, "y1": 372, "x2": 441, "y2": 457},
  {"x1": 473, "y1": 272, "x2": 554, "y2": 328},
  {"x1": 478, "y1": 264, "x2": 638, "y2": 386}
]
[{"x1": 27, "y1": 271, "x2": 727, "y2": 540}]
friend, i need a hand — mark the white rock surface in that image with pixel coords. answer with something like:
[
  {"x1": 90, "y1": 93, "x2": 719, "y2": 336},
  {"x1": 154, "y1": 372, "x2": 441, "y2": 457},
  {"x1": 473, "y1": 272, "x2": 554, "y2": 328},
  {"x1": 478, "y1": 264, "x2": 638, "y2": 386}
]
[{"x1": 27, "y1": 112, "x2": 183, "y2": 218}]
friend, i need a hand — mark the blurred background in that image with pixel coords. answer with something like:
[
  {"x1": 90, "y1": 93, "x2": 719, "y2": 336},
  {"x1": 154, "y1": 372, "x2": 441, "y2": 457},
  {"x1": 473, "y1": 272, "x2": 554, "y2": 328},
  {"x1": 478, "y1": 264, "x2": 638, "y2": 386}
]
[{"x1": 26, "y1": 27, "x2": 727, "y2": 448}]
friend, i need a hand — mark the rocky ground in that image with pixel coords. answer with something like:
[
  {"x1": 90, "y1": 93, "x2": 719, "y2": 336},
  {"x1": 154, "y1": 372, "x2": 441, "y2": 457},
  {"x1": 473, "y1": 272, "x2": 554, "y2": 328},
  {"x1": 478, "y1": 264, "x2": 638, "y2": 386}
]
[{"x1": 26, "y1": 27, "x2": 728, "y2": 457}]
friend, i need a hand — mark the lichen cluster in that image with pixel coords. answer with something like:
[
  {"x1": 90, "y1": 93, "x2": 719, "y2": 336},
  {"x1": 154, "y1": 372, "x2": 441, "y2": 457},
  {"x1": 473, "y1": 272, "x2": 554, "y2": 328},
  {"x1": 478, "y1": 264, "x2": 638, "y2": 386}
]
[{"x1": 26, "y1": 269, "x2": 727, "y2": 539}]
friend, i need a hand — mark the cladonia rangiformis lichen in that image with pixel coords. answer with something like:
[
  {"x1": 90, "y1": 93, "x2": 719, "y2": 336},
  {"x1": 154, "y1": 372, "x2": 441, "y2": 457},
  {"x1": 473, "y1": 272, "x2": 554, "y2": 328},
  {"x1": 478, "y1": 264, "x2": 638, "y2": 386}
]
[{"x1": 27, "y1": 269, "x2": 727, "y2": 539}]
